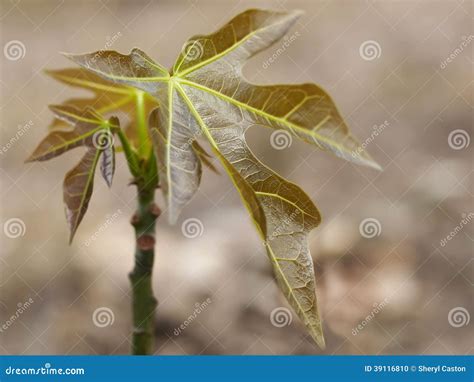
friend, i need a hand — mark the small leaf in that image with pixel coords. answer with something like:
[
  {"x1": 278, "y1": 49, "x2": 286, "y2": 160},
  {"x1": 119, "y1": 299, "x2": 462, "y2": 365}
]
[
  {"x1": 63, "y1": 147, "x2": 101, "y2": 243},
  {"x1": 26, "y1": 105, "x2": 105, "y2": 162},
  {"x1": 45, "y1": 68, "x2": 158, "y2": 147},
  {"x1": 100, "y1": 142, "x2": 115, "y2": 188},
  {"x1": 192, "y1": 141, "x2": 219, "y2": 174},
  {"x1": 28, "y1": 105, "x2": 118, "y2": 242}
]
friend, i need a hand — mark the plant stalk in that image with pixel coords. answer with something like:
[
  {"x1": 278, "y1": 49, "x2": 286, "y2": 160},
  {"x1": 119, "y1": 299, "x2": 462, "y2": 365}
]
[{"x1": 129, "y1": 185, "x2": 160, "y2": 355}]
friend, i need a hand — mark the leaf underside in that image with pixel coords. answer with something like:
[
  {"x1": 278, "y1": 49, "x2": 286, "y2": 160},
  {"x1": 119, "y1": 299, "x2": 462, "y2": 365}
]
[
  {"x1": 64, "y1": 146, "x2": 102, "y2": 243},
  {"x1": 45, "y1": 68, "x2": 156, "y2": 147},
  {"x1": 33, "y1": 8, "x2": 381, "y2": 348},
  {"x1": 28, "y1": 105, "x2": 117, "y2": 242}
]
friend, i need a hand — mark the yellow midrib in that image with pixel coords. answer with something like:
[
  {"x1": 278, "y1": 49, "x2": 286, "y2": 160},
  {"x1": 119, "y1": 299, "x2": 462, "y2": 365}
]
[
  {"x1": 52, "y1": 74, "x2": 131, "y2": 95},
  {"x1": 173, "y1": 11, "x2": 300, "y2": 77},
  {"x1": 175, "y1": 82, "x2": 323, "y2": 346},
  {"x1": 176, "y1": 79, "x2": 357, "y2": 158},
  {"x1": 71, "y1": 147, "x2": 102, "y2": 239},
  {"x1": 34, "y1": 126, "x2": 104, "y2": 159}
]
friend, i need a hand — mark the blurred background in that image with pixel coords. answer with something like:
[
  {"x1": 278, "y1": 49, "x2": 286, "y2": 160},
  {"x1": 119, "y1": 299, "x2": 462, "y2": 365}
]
[{"x1": 0, "y1": 0, "x2": 472, "y2": 355}]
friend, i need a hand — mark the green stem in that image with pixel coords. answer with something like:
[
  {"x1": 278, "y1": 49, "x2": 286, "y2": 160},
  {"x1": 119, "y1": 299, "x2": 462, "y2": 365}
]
[
  {"x1": 135, "y1": 91, "x2": 150, "y2": 158},
  {"x1": 129, "y1": 184, "x2": 160, "y2": 355},
  {"x1": 116, "y1": 128, "x2": 140, "y2": 177}
]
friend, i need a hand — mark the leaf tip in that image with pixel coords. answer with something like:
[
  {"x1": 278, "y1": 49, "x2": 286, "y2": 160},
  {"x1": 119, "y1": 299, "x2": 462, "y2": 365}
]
[
  {"x1": 306, "y1": 316, "x2": 325, "y2": 349},
  {"x1": 42, "y1": 68, "x2": 54, "y2": 77},
  {"x1": 365, "y1": 158, "x2": 383, "y2": 172},
  {"x1": 60, "y1": 52, "x2": 76, "y2": 63},
  {"x1": 61, "y1": 52, "x2": 86, "y2": 67},
  {"x1": 353, "y1": 149, "x2": 383, "y2": 172},
  {"x1": 67, "y1": 220, "x2": 78, "y2": 245},
  {"x1": 48, "y1": 104, "x2": 70, "y2": 116},
  {"x1": 314, "y1": 333, "x2": 326, "y2": 350},
  {"x1": 291, "y1": 9, "x2": 305, "y2": 18},
  {"x1": 373, "y1": 162, "x2": 383, "y2": 171}
]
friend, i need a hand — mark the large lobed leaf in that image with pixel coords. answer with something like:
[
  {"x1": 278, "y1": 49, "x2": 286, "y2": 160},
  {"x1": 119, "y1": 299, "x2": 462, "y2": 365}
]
[{"x1": 61, "y1": 8, "x2": 381, "y2": 347}]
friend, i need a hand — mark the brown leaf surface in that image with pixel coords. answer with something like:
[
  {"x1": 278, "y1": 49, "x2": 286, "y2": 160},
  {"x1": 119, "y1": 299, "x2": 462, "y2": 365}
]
[{"x1": 63, "y1": 147, "x2": 102, "y2": 243}]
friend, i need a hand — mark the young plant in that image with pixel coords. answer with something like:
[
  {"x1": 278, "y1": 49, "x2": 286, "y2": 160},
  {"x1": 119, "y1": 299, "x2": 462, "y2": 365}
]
[{"x1": 27, "y1": 9, "x2": 379, "y2": 354}]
